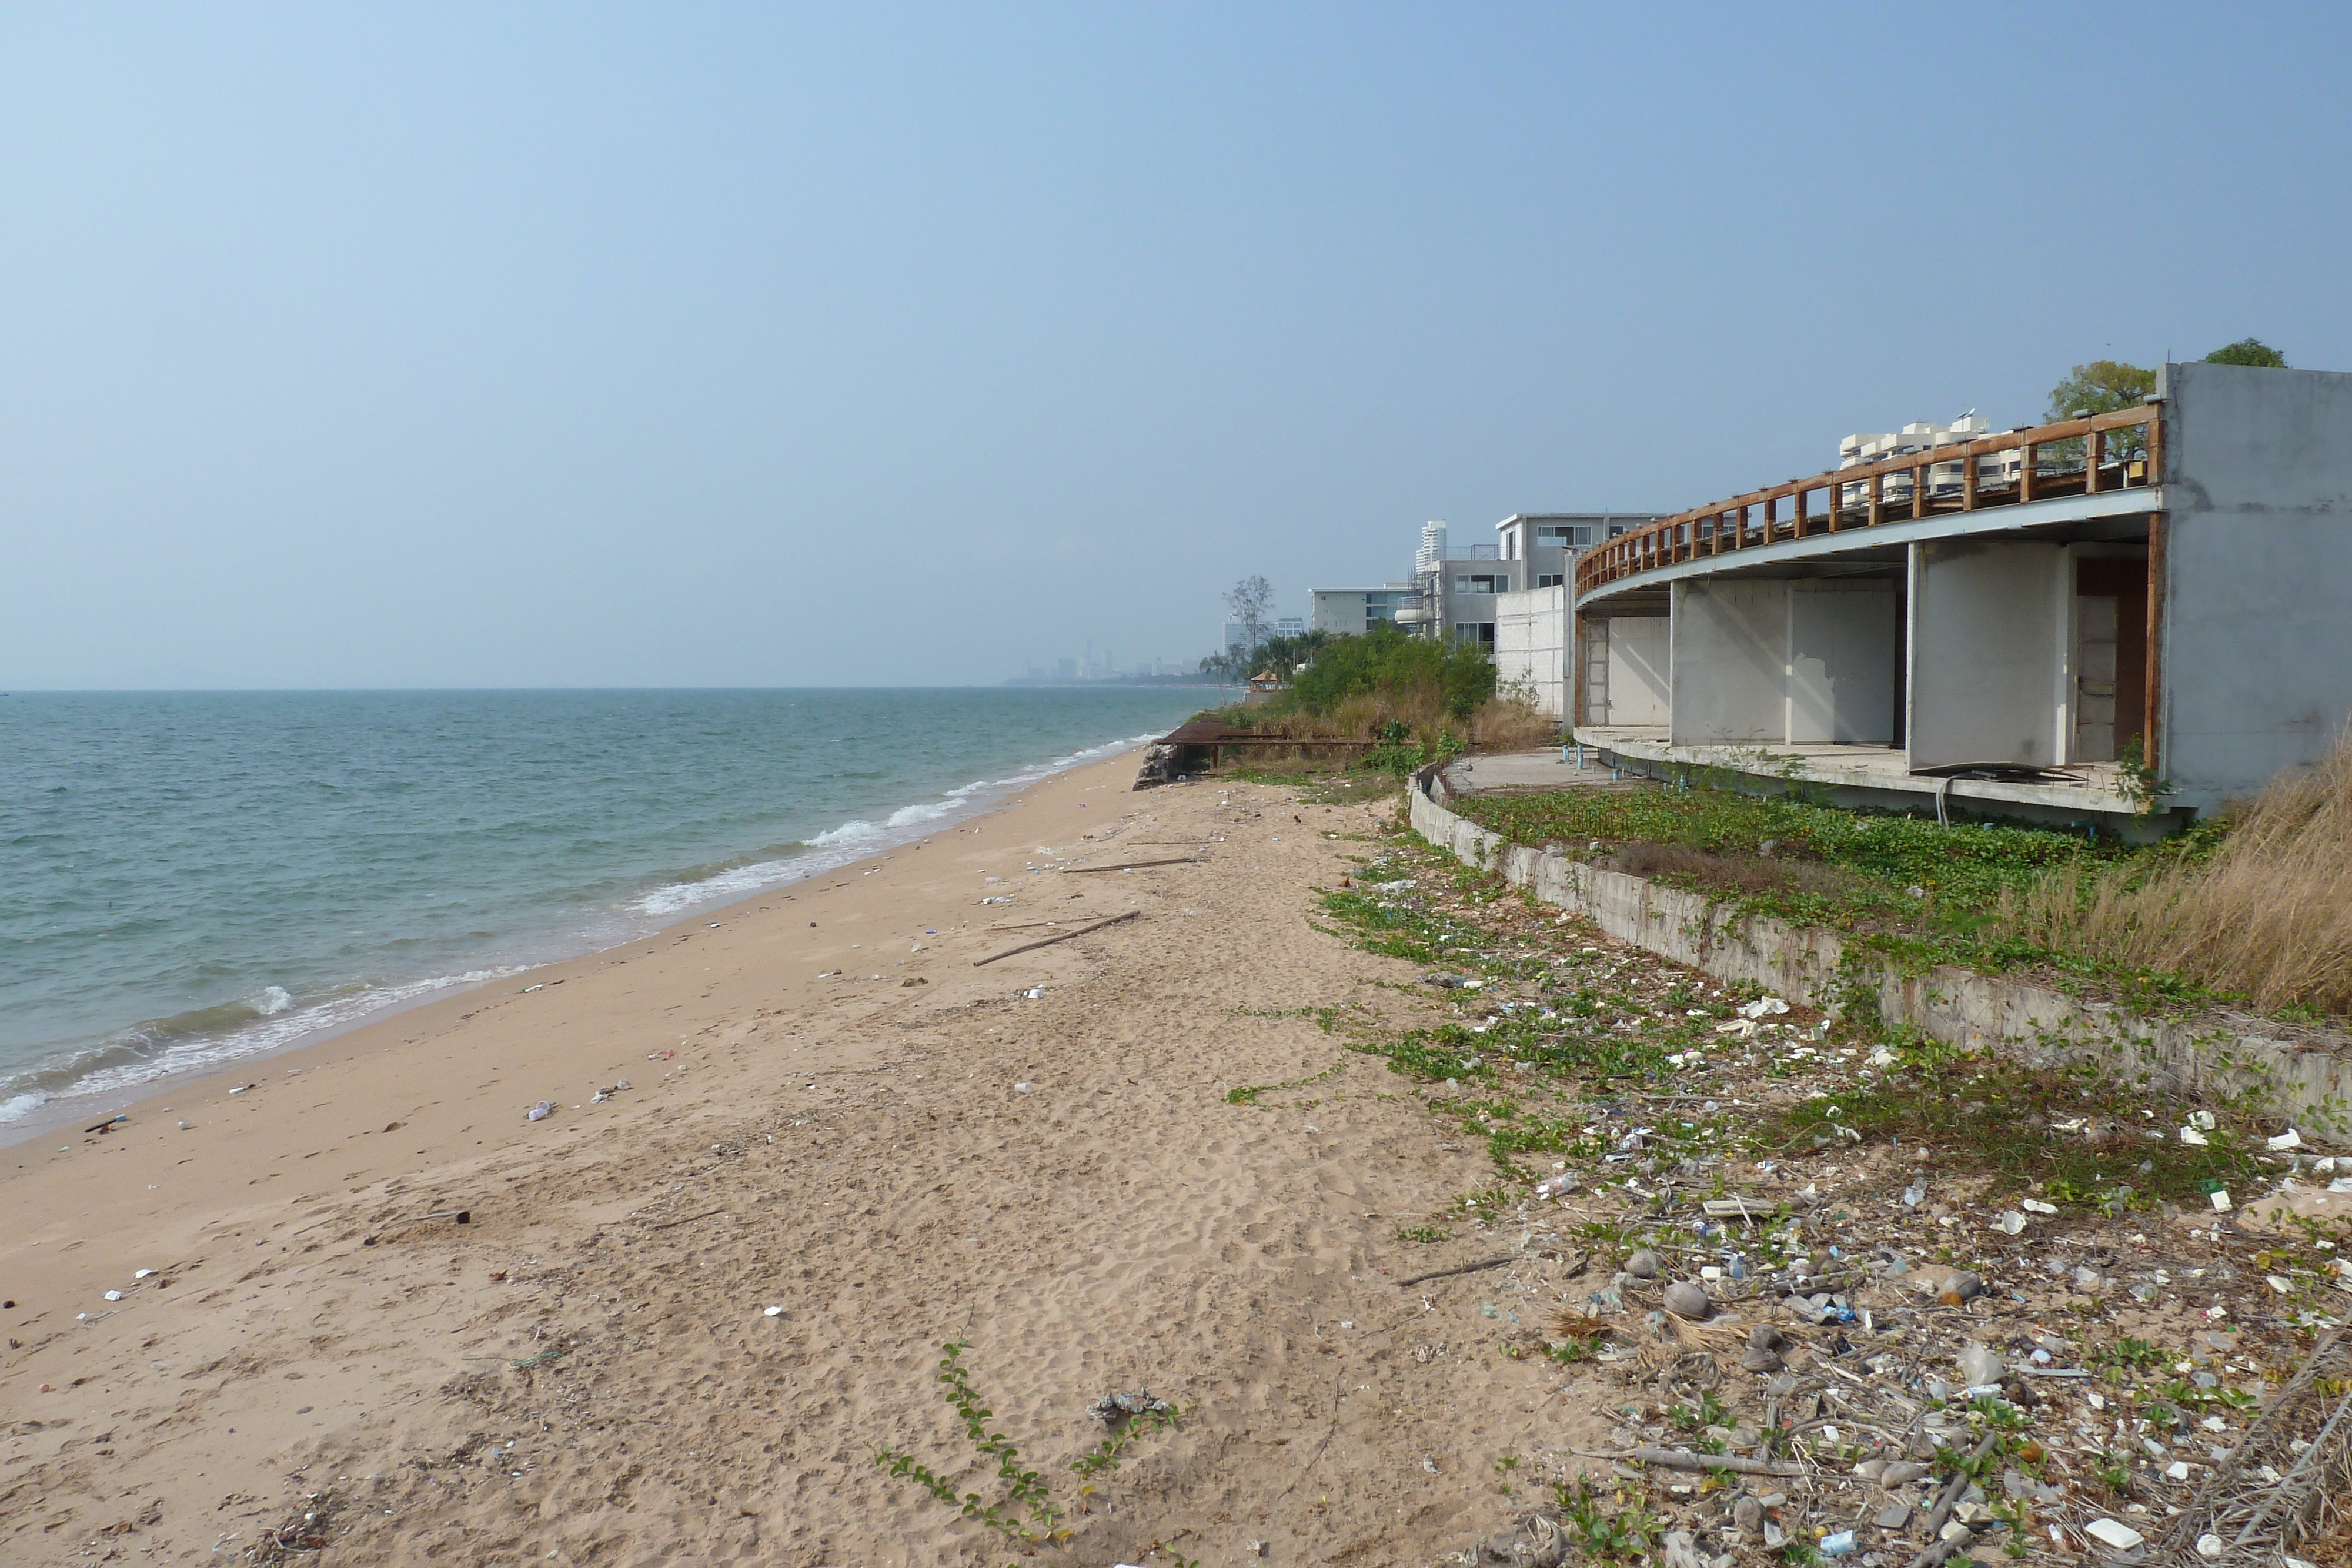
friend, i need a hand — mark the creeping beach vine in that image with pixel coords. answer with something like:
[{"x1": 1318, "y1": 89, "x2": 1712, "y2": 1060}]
[
  {"x1": 873, "y1": 1340, "x2": 1187, "y2": 1560},
  {"x1": 873, "y1": 1341, "x2": 1068, "y2": 1550}
]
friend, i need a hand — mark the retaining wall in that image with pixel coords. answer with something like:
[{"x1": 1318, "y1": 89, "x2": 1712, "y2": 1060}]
[{"x1": 1408, "y1": 763, "x2": 2352, "y2": 1143}]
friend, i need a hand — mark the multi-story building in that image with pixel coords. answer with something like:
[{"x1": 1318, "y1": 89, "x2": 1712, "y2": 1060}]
[
  {"x1": 1838, "y1": 412, "x2": 2027, "y2": 509},
  {"x1": 1309, "y1": 517, "x2": 1654, "y2": 719},
  {"x1": 1310, "y1": 584, "x2": 1420, "y2": 634},
  {"x1": 1402, "y1": 513, "x2": 1657, "y2": 650}
]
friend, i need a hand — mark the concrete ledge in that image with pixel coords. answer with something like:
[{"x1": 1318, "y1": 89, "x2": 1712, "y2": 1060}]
[
  {"x1": 1408, "y1": 763, "x2": 2352, "y2": 1144},
  {"x1": 1570, "y1": 726, "x2": 2191, "y2": 841}
]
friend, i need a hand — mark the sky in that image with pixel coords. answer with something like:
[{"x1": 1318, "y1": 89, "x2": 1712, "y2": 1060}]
[{"x1": 5, "y1": 5, "x2": 2348, "y2": 688}]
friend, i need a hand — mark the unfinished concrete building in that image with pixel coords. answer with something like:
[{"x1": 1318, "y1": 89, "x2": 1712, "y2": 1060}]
[{"x1": 1570, "y1": 362, "x2": 2352, "y2": 833}]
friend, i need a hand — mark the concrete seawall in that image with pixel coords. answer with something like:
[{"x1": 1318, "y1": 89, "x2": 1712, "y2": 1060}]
[{"x1": 1407, "y1": 761, "x2": 2352, "y2": 1144}]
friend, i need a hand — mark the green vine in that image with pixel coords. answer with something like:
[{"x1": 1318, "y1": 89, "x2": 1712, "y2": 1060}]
[
  {"x1": 2117, "y1": 736, "x2": 2173, "y2": 815},
  {"x1": 873, "y1": 1342, "x2": 1068, "y2": 1547},
  {"x1": 1226, "y1": 1056, "x2": 1348, "y2": 1105},
  {"x1": 1070, "y1": 1404, "x2": 1183, "y2": 1480}
]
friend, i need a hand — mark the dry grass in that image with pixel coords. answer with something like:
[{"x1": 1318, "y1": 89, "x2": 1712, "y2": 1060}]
[
  {"x1": 1247, "y1": 690, "x2": 1558, "y2": 751},
  {"x1": 1466, "y1": 697, "x2": 1560, "y2": 751},
  {"x1": 1999, "y1": 731, "x2": 2352, "y2": 1016},
  {"x1": 1600, "y1": 841, "x2": 1878, "y2": 902}
]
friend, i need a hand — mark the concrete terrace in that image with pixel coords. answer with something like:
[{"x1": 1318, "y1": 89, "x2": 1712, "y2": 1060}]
[
  {"x1": 1573, "y1": 727, "x2": 2138, "y2": 825},
  {"x1": 1441, "y1": 743, "x2": 2136, "y2": 831}
]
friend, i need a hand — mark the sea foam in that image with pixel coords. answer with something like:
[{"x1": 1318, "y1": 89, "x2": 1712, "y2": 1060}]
[{"x1": 623, "y1": 728, "x2": 1162, "y2": 923}]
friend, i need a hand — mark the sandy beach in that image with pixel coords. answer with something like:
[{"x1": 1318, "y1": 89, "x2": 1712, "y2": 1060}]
[{"x1": 0, "y1": 750, "x2": 1605, "y2": 1566}]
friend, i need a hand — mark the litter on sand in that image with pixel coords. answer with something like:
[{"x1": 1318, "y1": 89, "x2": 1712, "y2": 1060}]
[
  {"x1": 2084, "y1": 1518, "x2": 2144, "y2": 1549},
  {"x1": 1086, "y1": 1390, "x2": 1172, "y2": 1423}
]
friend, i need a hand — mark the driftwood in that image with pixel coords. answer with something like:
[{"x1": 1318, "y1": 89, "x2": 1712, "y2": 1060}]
[
  {"x1": 1627, "y1": 1447, "x2": 1805, "y2": 1477},
  {"x1": 971, "y1": 910, "x2": 1141, "y2": 967},
  {"x1": 1057, "y1": 857, "x2": 1200, "y2": 875},
  {"x1": 1903, "y1": 1431, "x2": 1999, "y2": 1568},
  {"x1": 1395, "y1": 1251, "x2": 1581, "y2": 1289},
  {"x1": 2154, "y1": 1327, "x2": 2352, "y2": 1567},
  {"x1": 1395, "y1": 1254, "x2": 1515, "y2": 1288}
]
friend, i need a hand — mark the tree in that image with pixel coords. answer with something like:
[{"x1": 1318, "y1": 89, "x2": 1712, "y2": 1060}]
[
  {"x1": 1241, "y1": 628, "x2": 1334, "y2": 681},
  {"x1": 2047, "y1": 359, "x2": 2157, "y2": 464},
  {"x1": 1222, "y1": 575, "x2": 1273, "y2": 656},
  {"x1": 1197, "y1": 648, "x2": 1244, "y2": 683},
  {"x1": 2204, "y1": 337, "x2": 2288, "y2": 368},
  {"x1": 2046, "y1": 360, "x2": 2156, "y2": 422}
]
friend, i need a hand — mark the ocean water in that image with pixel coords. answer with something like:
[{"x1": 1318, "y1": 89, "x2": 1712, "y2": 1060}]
[{"x1": 0, "y1": 688, "x2": 1210, "y2": 1122}]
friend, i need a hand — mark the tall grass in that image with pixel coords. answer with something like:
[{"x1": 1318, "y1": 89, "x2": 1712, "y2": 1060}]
[
  {"x1": 1218, "y1": 626, "x2": 1558, "y2": 753},
  {"x1": 1999, "y1": 732, "x2": 2352, "y2": 1016},
  {"x1": 1244, "y1": 690, "x2": 1554, "y2": 750}
]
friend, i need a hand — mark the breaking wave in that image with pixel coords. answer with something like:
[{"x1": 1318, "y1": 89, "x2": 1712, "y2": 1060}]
[
  {"x1": 0, "y1": 966, "x2": 526, "y2": 1121},
  {"x1": 623, "y1": 728, "x2": 1162, "y2": 921}
]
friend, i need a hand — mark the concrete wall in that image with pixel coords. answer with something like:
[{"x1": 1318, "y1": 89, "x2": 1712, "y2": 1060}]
[
  {"x1": 2160, "y1": 361, "x2": 2352, "y2": 811},
  {"x1": 1311, "y1": 586, "x2": 1415, "y2": 635},
  {"x1": 1908, "y1": 539, "x2": 2068, "y2": 769},
  {"x1": 1411, "y1": 764, "x2": 2352, "y2": 1143},
  {"x1": 1311, "y1": 589, "x2": 1369, "y2": 635},
  {"x1": 1493, "y1": 585, "x2": 1568, "y2": 720},
  {"x1": 1788, "y1": 583, "x2": 1898, "y2": 744},
  {"x1": 1669, "y1": 579, "x2": 1786, "y2": 744},
  {"x1": 1669, "y1": 579, "x2": 1895, "y2": 745},
  {"x1": 1597, "y1": 616, "x2": 1671, "y2": 727}
]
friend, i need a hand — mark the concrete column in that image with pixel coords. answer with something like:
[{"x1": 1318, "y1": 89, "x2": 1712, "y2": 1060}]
[
  {"x1": 1907, "y1": 539, "x2": 2069, "y2": 770},
  {"x1": 1670, "y1": 580, "x2": 1786, "y2": 744}
]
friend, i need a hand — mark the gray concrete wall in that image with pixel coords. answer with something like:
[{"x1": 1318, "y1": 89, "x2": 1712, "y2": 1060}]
[
  {"x1": 1788, "y1": 583, "x2": 1898, "y2": 744},
  {"x1": 2160, "y1": 361, "x2": 2352, "y2": 811},
  {"x1": 1310, "y1": 590, "x2": 1367, "y2": 635},
  {"x1": 1908, "y1": 538, "x2": 2068, "y2": 768},
  {"x1": 1600, "y1": 615, "x2": 1671, "y2": 726},
  {"x1": 1409, "y1": 765, "x2": 2352, "y2": 1143},
  {"x1": 1669, "y1": 579, "x2": 1785, "y2": 744},
  {"x1": 1494, "y1": 585, "x2": 1568, "y2": 720}
]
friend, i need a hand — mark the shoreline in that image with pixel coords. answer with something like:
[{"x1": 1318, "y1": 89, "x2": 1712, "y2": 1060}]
[
  {"x1": 0, "y1": 726, "x2": 1169, "y2": 1152},
  {"x1": 1, "y1": 751, "x2": 1576, "y2": 1567}
]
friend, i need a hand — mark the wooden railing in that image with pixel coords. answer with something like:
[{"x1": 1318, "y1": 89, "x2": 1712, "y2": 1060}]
[{"x1": 1574, "y1": 404, "x2": 2163, "y2": 597}]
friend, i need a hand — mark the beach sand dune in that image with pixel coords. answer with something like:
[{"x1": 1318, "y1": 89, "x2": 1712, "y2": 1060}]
[{"x1": 0, "y1": 755, "x2": 1606, "y2": 1565}]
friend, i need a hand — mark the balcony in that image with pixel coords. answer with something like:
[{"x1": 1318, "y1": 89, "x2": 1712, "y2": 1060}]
[{"x1": 1576, "y1": 404, "x2": 2161, "y2": 599}]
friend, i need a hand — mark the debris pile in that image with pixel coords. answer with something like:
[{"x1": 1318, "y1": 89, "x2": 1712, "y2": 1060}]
[
  {"x1": 1329, "y1": 828, "x2": 2352, "y2": 1567},
  {"x1": 1132, "y1": 743, "x2": 1179, "y2": 790}
]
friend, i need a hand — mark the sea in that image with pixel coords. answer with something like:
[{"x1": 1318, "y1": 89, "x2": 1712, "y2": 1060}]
[{"x1": 0, "y1": 687, "x2": 1210, "y2": 1130}]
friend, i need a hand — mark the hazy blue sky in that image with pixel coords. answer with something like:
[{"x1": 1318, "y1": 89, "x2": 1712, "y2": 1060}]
[{"x1": 6, "y1": 5, "x2": 2346, "y2": 688}]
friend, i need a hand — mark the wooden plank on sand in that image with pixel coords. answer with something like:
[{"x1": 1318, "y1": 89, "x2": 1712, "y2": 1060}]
[{"x1": 971, "y1": 909, "x2": 1141, "y2": 967}]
